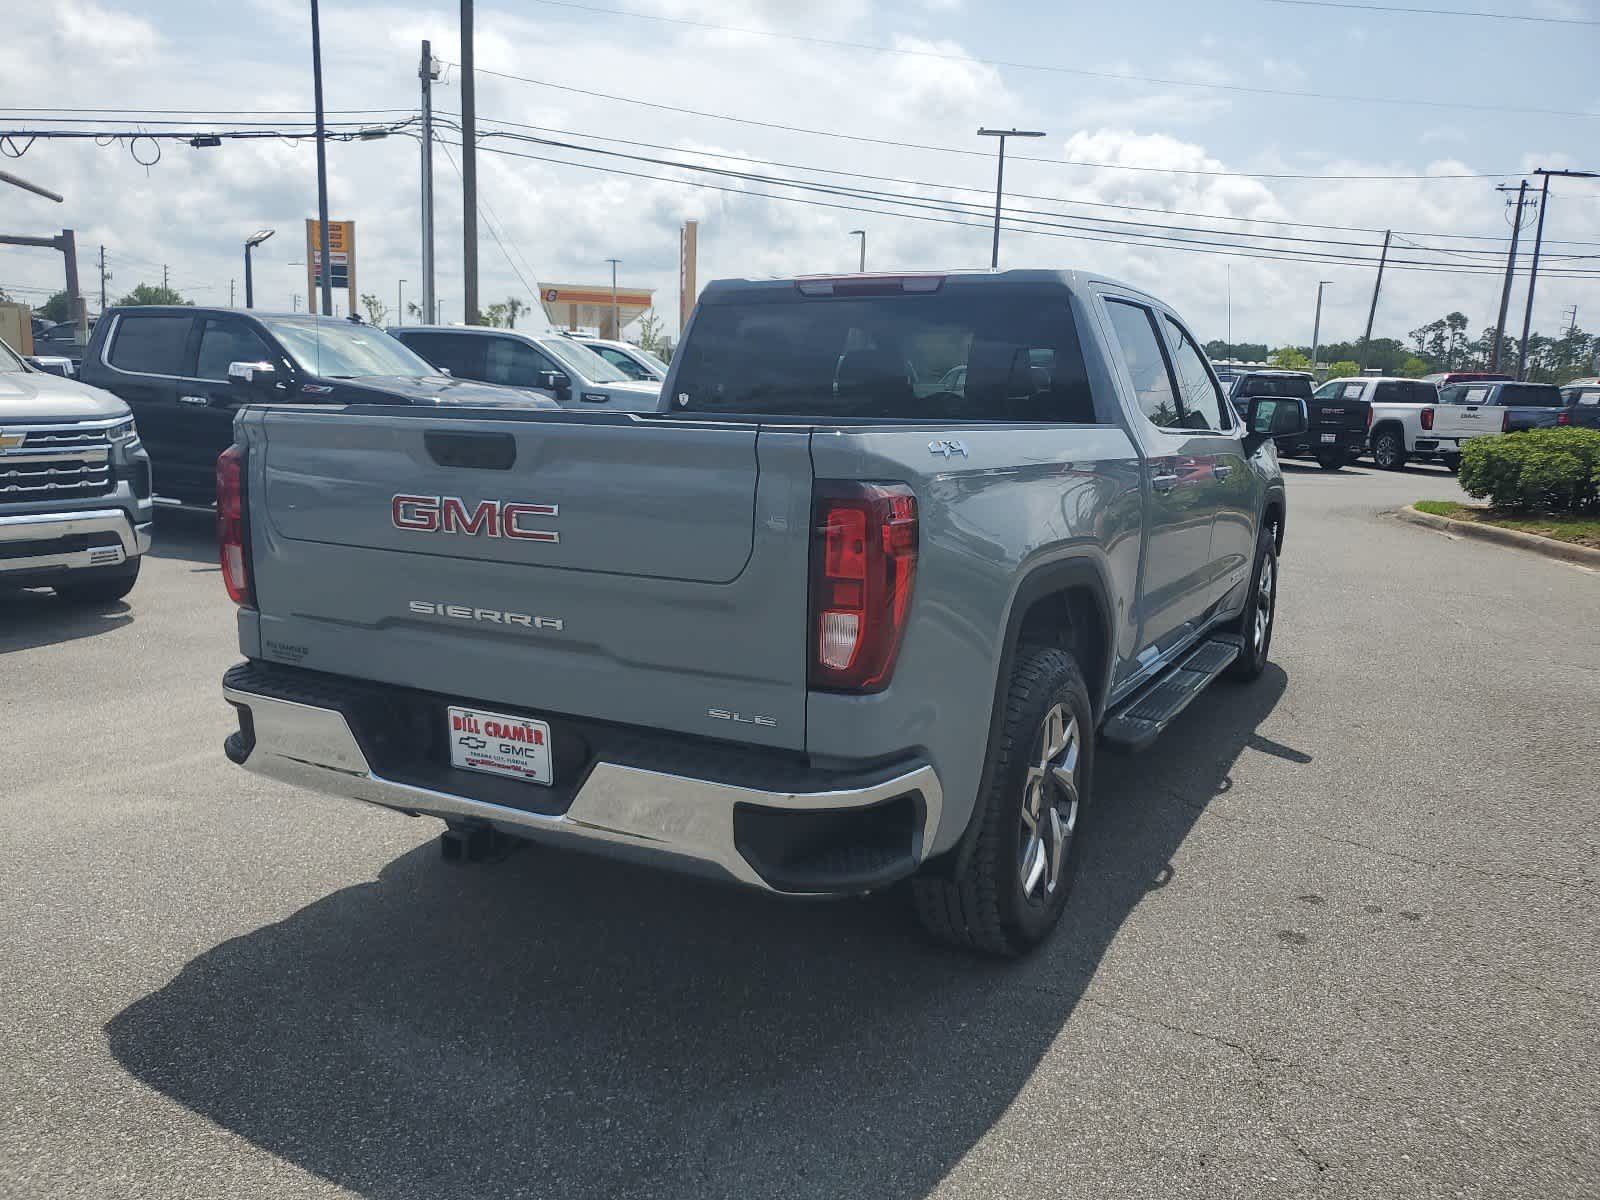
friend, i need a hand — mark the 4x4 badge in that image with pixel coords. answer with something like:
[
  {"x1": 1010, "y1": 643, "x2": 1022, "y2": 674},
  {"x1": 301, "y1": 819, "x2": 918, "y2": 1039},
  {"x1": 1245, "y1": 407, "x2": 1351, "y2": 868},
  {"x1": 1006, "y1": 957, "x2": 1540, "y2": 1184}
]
[{"x1": 928, "y1": 438, "x2": 968, "y2": 459}]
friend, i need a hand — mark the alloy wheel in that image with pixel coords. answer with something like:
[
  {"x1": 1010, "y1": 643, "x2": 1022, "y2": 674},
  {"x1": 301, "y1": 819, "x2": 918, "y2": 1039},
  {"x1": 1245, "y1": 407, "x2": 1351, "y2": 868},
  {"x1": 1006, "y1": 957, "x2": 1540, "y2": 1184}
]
[
  {"x1": 1018, "y1": 703, "x2": 1080, "y2": 905},
  {"x1": 1254, "y1": 555, "x2": 1275, "y2": 652}
]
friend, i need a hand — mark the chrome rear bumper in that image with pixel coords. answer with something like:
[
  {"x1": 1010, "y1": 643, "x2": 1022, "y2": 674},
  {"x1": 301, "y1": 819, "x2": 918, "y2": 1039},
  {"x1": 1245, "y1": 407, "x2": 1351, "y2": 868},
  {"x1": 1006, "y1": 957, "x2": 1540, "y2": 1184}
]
[
  {"x1": 0, "y1": 508, "x2": 151, "y2": 574},
  {"x1": 222, "y1": 685, "x2": 942, "y2": 892}
]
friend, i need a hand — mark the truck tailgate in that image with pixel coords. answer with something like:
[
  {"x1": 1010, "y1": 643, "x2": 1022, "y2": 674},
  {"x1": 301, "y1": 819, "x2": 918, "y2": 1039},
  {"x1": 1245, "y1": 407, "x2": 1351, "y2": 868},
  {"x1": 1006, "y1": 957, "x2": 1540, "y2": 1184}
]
[
  {"x1": 245, "y1": 408, "x2": 814, "y2": 750},
  {"x1": 1434, "y1": 402, "x2": 1501, "y2": 442}
]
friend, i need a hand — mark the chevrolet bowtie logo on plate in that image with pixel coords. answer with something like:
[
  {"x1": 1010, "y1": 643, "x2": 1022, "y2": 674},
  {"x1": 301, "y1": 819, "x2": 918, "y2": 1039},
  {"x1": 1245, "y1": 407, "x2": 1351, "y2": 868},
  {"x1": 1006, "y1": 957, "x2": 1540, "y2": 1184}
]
[{"x1": 0, "y1": 432, "x2": 26, "y2": 452}]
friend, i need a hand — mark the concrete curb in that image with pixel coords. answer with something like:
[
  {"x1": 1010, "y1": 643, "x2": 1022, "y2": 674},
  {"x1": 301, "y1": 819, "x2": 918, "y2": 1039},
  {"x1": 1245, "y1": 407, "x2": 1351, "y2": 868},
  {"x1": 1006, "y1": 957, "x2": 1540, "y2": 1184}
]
[{"x1": 1397, "y1": 504, "x2": 1600, "y2": 569}]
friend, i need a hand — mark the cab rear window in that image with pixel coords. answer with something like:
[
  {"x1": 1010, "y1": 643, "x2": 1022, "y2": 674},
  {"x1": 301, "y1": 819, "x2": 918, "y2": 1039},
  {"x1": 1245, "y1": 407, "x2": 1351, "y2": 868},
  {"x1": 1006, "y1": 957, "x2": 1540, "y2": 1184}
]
[
  {"x1": 670, "y1": 285, "x2": 1097, "y2": 422},
  {"x1": 1240, "y1": 376, "x2": 1313, "y2": 399},
  {"x1": 1498, "y1": 384, "x2": 1563, "y2": 407}
]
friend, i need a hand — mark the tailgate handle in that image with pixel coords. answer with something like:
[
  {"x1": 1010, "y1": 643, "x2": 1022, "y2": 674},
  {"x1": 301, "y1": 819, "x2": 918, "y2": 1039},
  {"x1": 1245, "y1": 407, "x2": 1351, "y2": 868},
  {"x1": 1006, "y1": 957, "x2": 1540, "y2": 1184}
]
[{"x1": 424, "y1": 431, "x2": 517, "y2": 470}]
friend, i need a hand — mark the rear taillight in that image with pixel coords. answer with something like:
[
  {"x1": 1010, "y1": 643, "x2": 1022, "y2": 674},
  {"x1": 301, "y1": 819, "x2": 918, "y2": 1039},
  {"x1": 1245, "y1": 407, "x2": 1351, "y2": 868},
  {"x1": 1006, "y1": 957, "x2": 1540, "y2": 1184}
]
[
  {"x1": 1365, "y1": 405, "x2": 1373, "y2": 431},
  {"x1": 809, "y1": 482, "x2": 918, "y2": 693},
  {"x1": 1558, "y1": 411, "x2": 1570, "y2": 426},
  {"x1": 217, "y1": 444, "x2": 253, "y2": 606},
  {"x1": 1420, "y1": 407, "x2": 1434, "y2": 431},
  {"x1": 1502, "y1": 410, "x2": 1511, "y2": 432}
]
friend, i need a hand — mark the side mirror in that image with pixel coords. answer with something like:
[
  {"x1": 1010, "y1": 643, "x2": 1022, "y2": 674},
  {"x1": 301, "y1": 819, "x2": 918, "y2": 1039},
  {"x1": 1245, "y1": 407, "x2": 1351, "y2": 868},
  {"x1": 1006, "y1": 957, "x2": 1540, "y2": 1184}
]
[
  {"x1": 538, "y1": 370, "x2": 571, "y2": 395},
  {"x1": 1244, "y1": 396, "x2": 1309, "y2": 451},
  {"x1": 228, "y1": 360, "x2": 276, "y2": 388}
]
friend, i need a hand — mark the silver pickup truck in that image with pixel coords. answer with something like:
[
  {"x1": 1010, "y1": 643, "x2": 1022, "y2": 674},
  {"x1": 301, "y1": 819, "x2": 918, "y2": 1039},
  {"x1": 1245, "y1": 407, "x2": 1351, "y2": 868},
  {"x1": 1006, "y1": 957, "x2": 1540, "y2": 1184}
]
[
  {"x1": 0, "y1": 337, "x2": 151, "y2": 602},
  {"x1": 220, "y1": 270, "x2": 1303, "y2": 955}
]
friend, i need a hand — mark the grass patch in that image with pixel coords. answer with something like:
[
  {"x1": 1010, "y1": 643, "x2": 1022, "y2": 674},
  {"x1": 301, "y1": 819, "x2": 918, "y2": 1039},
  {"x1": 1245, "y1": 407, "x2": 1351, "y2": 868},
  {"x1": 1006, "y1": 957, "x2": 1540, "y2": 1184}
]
[{"x1": 1414, "y1": 500, "x2": 1600, "y2": 548}]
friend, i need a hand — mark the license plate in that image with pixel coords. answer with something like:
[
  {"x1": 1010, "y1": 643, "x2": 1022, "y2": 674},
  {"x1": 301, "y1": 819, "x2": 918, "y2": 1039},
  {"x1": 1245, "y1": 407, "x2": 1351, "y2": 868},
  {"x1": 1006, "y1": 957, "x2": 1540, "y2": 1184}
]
[
  {"x1": 447, "y1": 705, "x2": 553, "y2": 786},
  {"x1": 1320, "y1": 433, "x2": 1337, "y2": 443}
]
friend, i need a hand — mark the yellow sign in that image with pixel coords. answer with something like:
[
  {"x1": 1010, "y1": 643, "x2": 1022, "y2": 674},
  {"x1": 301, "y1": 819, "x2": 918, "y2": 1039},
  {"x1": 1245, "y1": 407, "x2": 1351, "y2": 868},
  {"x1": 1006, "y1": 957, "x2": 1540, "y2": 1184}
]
[{"x1": 304, "y1": 219, "x2": 357, "y2": 316}]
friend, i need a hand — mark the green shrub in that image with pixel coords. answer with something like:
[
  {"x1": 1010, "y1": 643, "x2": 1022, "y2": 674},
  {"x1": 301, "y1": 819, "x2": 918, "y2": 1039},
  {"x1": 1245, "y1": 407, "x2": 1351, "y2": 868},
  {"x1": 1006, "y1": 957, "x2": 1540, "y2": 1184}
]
[{"x1": 1458, "y1": 427, "x2": 1600, "y2": 513}]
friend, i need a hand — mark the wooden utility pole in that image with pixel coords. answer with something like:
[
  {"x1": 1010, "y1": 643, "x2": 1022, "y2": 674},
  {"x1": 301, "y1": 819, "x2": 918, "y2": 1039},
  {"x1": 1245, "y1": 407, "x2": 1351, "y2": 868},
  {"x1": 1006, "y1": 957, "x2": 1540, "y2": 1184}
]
[
  {"x1": 1491, "y1": 180, "x2": 1530, "y2": 372},
  {"x1": 1358, "y1": 230, "x2": 1391, "y2": 371}
]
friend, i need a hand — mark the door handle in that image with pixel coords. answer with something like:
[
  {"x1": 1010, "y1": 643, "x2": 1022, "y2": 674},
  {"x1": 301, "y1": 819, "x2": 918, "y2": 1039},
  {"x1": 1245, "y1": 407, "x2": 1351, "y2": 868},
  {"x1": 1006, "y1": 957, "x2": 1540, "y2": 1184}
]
[
  {"x1": 1152, "y1": 473, "x2": 1180, "y2": 493},
  {"x1": 1213, "y1": 464, "x2": 1233, "y2": 479},
  {"x1": 178, "y1": 394, "x2": 211, "y2": 407}
]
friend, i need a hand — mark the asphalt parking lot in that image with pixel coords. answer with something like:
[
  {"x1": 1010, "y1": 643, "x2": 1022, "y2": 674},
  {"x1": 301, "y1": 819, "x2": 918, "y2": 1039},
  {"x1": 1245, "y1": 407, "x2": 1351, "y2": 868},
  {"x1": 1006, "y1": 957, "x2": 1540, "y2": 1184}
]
[{"x1": 2, "y1": 461, "x2": 1596, "y2": 1200}]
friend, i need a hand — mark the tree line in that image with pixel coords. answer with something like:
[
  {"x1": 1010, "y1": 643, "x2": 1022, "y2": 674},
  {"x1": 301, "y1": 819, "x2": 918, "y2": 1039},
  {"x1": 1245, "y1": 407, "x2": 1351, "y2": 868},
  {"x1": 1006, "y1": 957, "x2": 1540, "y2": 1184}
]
[{"x1": 1206, "y1": 312, "x2": 1596, "y2": 384}]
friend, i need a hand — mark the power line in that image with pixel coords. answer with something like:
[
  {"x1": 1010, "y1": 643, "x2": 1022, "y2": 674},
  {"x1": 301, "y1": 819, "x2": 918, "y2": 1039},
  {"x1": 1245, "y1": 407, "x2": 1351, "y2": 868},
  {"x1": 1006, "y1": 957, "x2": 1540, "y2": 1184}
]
[
  {"x1": 438, "y1": 139, "x2": 542, "y2": 303},
  {"x1": 490, "y1": 0, "x2": 1598, "y2": 120},
  {"x1": 441, "y1": 135, "x2": 1600, "y2": 280},
  {"x1": 461, "y1": 112, "x2": 1600, "y2": 253},
  {"x1": 1263, "y1": 0, "x2": 1600, "y2": 25}
]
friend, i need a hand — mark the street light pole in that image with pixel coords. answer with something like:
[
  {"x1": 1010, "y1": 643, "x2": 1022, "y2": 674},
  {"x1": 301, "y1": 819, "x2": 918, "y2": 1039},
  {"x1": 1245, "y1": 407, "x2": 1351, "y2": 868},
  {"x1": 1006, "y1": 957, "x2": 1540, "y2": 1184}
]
[
  {"x1": 1310, "y1": 281, "x2": 1331, "y2": 378},
  {"x1": 1518, "y1": 168, "x2": 1599, "y2": 380},
  {"x1": 309, "y1": 0, "x2": 333, "y2": 317},
  {"x1": 244, "y1": 229, "x2": 275, "y2": 309},
  {"x1": 606, "y1": 257, "x2": 621, "y2": 338},
  {"x1": 849, "y1": 229, "x2": 866, "y2": 272},
  {"x1": 419, "y1": 40, "x2": 437, "y2": 325},
  {"x1": 977, "y1": 128, "x2": 1045, "y2": 269}
]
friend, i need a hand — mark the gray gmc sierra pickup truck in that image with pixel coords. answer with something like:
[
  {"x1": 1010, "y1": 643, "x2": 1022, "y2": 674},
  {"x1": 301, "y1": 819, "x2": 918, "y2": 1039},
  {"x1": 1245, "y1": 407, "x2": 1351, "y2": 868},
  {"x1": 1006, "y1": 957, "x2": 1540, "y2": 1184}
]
[
  {"x1": 220, "y1": 270, "x2": 1303, "y2": 955},
  {"x1": 0, "y1": 336, "x2": 151, "y2": 602}
]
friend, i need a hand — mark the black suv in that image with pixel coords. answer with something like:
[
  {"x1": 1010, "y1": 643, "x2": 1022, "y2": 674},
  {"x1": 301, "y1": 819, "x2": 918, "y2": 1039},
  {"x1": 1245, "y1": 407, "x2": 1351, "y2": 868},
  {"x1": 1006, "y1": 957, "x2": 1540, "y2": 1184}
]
[
  {"x1": 78, "y1": 307, "x2": 555, "y2": 504},
  {"x1": 1228, "y1": 370, "x2": 1367, "y2": 471}
]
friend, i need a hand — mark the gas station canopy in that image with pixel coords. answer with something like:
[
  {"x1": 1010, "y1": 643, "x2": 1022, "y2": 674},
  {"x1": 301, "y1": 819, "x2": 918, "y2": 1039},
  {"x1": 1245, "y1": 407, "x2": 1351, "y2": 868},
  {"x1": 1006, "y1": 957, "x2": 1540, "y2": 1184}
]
[{"x1": 538, "y1": 282, "x2": 654, "y2": 338}]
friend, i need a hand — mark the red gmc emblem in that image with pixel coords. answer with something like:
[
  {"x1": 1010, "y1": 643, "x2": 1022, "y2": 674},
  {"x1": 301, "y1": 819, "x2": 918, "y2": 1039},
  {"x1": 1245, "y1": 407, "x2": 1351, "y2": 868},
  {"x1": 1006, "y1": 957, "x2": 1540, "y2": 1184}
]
[{"x1": 391, "y1": 494, "x2": 559, "y2": 543}]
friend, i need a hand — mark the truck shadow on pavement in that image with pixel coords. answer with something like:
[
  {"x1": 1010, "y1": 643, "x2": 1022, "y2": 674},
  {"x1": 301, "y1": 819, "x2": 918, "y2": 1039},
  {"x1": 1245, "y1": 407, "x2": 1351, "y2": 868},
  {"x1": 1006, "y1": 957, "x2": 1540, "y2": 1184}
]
[
  {"x1": 0, "y1": 590, "x2": 133, "y2": 654},
  {"x1": 108, "y1": 667, "x2": 1295, "y2": 1200},
  {"x1": 148, "y1": 510, "x2": 219, "y2": 569}
]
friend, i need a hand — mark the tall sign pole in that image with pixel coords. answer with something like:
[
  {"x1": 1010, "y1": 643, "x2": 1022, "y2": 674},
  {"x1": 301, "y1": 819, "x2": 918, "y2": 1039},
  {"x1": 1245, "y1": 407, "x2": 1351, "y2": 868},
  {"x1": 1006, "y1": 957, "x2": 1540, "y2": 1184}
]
[
  {"x1": 310, "y1": 0, "x2": 333, "y2": 316},
  {"x1": 460, "y1": 0, "x2": 480, "y2": 324},
  {"x1": 419, "y1": 40, "x2": 437, "y2": 323}
]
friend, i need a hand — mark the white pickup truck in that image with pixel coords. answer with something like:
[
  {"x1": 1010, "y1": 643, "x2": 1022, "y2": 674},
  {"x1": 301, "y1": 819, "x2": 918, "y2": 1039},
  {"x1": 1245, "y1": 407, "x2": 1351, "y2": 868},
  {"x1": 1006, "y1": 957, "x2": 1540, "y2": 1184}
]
[{"x1": 1315, "y1": 376, "x2": 1498, "y2": 471}]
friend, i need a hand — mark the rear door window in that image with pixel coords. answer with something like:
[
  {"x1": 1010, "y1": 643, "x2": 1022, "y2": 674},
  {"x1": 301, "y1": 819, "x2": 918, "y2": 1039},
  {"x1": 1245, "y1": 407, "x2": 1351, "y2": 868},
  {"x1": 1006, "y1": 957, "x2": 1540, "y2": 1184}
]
[
  {"x1": 483, "y1": 337, "x2": 556, "y2": 387},
  {"x1": 1341, "y1": 382, "x2": 1366, "y2": 401},
  {"x1": 672, "y1": 284, "x2": 1096, "y2": 422},
  {"x1": 108, "y1": 314, "x2": 195, "y2": 375},
  {"x1": 1104, "y1": 300, "x2": 1180, "y2": 429},
  {"x1": 594, "y1": 345, "x2": 652, "y2": 379}
]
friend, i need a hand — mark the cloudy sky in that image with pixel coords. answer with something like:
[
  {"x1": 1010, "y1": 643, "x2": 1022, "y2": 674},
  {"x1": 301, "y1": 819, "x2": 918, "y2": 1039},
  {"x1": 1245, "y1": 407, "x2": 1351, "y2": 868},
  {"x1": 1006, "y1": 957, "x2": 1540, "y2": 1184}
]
[{"x1": 2, "y1": 0, "x2": 1597, "y2": 348}]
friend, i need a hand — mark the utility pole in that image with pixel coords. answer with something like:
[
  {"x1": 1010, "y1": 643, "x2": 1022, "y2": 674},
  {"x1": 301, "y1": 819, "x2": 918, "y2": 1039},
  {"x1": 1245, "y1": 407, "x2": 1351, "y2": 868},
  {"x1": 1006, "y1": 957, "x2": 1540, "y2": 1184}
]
[
  {"x1": 605, "y1": 257, "x2": 620, "y2": 338},
  {"x1": 977, "y1": 128, "x2": 1046, "y2": 269},
  {"x1": 1359, "y1": 230, "x2": 1391, "y2": 371},
  {"x1": 1225, "y1": 263, "x2": 1232, "y2": 364},
  {"x1": 62, "y1": 229, "x2": 85, "y2": 346},
  {"x1": 1491, "y1": 180, "x2": 1531, "y2": 372},
  {"x1": 1310, "y1": 281, "x2": 1331, "y2": 379},
  {"x1": 310, "y1": 0, "x2": 333, "y2": 317},
  {"x1": 162, "y1": 263, "x2": 169, "y2": 292},
  {"x1": 460, "y1": 0, "x2": 480, "y2": 324},
  {"x1": 230, "y1": 279, "x2": 236, "y2": 306},
  {"x1": 1519, "y1": 168, "x2": 1600, "y2": 381},
  {"x1": 419, "y1": 40, "x2": 437, "y2": 324},
  {"x1": 849, "y1": 229, "x2": 866, "y2": 272},
  {"x1": 97, "y1": 244, "x2": 110, "y2": 315}
]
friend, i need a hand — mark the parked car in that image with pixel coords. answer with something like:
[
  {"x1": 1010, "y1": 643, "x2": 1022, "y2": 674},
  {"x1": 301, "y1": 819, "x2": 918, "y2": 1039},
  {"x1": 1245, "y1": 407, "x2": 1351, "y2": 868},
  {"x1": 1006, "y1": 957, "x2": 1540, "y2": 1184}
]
[
  {"x1": 1559, "y1": 379, "x2": 1600, "y2": 429},
  {"x1": 1317, "y1": 376, "x2": 1485, "y2": 470},
  {"x1": 218, "y1": 269, "x2": 1303, "y2": 956},
  {"x1": 1440, "y1": 380, "x2": 1565, "y2": 435},
  {"x1": 391, "y1": 326, "x2": 663, "y2": 411},
  {"x1": 1227, "y1": 370, "x2": 1366, "y2": 470},
  {"x1": 78, "y1": 307, "x2": 555, "y2": 505},
  {"x1": 0, "y1": 335, "x2": 151, "y2": 602},
  {"x1": 34, "y1": 319, "x2": 95, "y2": 361},
  {"x1": 576, "y1": 336, "x2": 669, "y2": 383}
]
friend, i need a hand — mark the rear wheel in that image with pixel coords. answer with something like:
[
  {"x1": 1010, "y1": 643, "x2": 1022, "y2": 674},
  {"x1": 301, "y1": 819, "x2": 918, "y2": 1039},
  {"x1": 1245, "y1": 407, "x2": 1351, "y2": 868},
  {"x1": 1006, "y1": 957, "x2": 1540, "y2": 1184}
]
[
  {"x1": 1371, "y1": 429, "x2": 1408, "y2": 471},
  {"x1": 914, "y1": 646, "x2": 1093, "y2": 957},
  {"x1": 1317, "y1": 452, "x2": 1343, "y2": 471},
  {"x1": 53, "y1": 559, "x2": 140, "y2": 604},
  {"x1": 1440, "y1": 452, "x2": 1461, "y2": 473}
]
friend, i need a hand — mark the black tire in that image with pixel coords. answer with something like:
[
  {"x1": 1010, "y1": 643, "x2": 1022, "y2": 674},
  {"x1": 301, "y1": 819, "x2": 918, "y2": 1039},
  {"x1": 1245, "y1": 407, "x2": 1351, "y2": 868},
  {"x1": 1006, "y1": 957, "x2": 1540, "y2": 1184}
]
[
  {"x1": 1317, "y1": 453, "x2": 1343, "y2": 471},
  {"x1": 1440, "y1": 453, "x2": 1461, "y2": 473},
  {"x1": 1371, "y1": 429, "x2": 1408, "y2": 471},
  {"x1": 1226, "y1": 526, "x2": 1277, "y2": 681},
  {"x1": 913, "y1": 647, "x2": 1094, "y2": 957},
  {"x1": 53, "y1": 559, "x2": 140, "y2": 604}
]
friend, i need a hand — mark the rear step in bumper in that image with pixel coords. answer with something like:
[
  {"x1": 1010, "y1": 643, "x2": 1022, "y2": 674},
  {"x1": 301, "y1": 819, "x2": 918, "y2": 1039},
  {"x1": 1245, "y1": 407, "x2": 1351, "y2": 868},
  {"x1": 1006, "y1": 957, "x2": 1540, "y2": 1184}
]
[
  {"x1": 1101, "y1": 635, "x2": 1242, "y2": 751},
  {"x1": 221, "y1": 685, "x2": 943, "y2": 895}
]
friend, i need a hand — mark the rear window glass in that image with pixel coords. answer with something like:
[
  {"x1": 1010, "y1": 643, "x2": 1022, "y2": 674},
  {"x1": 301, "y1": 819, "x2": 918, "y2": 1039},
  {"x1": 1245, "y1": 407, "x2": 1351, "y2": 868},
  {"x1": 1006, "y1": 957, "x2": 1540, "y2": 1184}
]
[
  {"x1": 1498, "y1": 384, "x2": 1563, "y2": 407},
  {"x1": 108, "y1": 314, "x2": 193, "y2": 375},
  {"x1": 395, "y1": 332, "x2": 486, "y2": 381},
  {"x1": 670, "y1": 286, "x2": 1096, "y2": 422},
  {"x1": 1240, "y1": 375, "x2": 1313, "y2": 399},
  {"x1": 1572, "y1": 389, "x2": 1600, "y2": 406}
]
